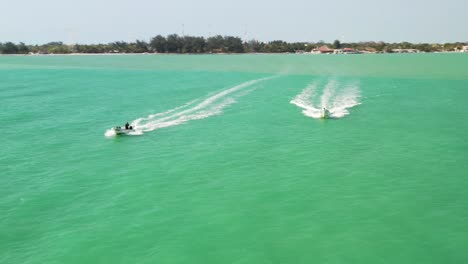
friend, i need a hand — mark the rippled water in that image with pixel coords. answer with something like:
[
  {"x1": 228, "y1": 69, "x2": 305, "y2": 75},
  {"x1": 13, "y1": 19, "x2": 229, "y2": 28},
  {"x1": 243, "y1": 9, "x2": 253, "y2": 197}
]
[{"x1": 1, "y1": 54, "x2": 468, "y2": 263}]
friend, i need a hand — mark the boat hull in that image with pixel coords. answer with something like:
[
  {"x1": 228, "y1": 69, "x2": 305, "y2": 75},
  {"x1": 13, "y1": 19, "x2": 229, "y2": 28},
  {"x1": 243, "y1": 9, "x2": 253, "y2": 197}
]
[{"x1": 112, "y1": 127, "x2": 135, "y2": 135}]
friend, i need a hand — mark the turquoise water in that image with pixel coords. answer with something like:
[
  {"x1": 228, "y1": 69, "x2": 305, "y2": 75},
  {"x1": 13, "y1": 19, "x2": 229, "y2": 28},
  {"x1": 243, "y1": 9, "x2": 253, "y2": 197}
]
[{"x1": 1, "y1": 54, "x2": 468, "y2": 263}]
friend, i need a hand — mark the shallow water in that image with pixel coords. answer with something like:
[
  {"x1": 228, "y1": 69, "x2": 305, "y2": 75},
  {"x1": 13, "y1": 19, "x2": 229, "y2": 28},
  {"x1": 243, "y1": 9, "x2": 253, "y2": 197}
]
[{"x1": 1, "y1": 54, "x2": 468, "y2": 263}]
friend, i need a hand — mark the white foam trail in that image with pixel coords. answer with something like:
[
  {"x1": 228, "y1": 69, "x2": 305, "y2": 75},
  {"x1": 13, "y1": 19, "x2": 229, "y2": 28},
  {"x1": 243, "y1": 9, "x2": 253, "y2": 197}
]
[
  {"x1": 104, "y1": 129, "x2": 116, "y2": 137},
  {"x1": 289, "y1": 81, "x2": 318, "y2": 111},
  {"x1": 329, "y1": 82, "x2": 361, "y2": 118},
  {"x1": 129, "y1": 77, "x2": 273, "y2": 134},
  {"x1": 291, "y1": 79, "x2": 361, "y2": 119},
  {"x1": 320, "y1": 80, "x2": 337, "y2": 109},
  {"x1": 131, "y1": 99, "x2": 198, "y2": 126}
]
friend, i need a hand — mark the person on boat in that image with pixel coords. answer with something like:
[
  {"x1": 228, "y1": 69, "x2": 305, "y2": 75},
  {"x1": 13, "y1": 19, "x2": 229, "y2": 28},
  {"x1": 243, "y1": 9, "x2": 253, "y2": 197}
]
[{"x1": 125, "y1": 122, "x2": 129, "y2": 129}]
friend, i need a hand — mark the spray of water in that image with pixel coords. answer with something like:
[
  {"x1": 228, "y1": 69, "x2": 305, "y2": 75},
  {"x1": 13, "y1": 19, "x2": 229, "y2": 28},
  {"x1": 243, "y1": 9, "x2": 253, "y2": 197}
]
[
  {"x1": 105, "y1": 77, "x2": 273, "y2": 136},
  {"x1": 104, "y1": 129, "x2": 116, "y2": 137},
  {"x1": 290, "y1": 79, "x2": 361, "y2": 119}
]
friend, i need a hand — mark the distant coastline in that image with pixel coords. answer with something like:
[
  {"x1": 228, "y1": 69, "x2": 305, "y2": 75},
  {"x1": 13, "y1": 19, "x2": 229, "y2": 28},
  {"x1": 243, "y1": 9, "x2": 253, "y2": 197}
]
[
  {"x1": 1, "y1": 34, "x2": 467, "y2": 55},
  {"x1": 1, "y1": 51, "x2": 467, "y2": 57}
]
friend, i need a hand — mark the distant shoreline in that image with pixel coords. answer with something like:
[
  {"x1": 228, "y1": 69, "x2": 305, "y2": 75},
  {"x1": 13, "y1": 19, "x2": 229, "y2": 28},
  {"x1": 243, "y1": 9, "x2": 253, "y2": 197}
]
[
  {"x1": 1, "y1": 35, "x2": 467, "y2": 55},
  {"x1": 1, "y1": 51, "x2": 467, "y2": 56}
]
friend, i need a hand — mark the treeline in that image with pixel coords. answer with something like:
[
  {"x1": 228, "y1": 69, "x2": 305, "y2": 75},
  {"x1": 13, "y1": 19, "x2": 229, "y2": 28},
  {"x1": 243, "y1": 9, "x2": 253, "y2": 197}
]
[{"x1": 0, "y1": 35, "x2": 466, "y2": 54}]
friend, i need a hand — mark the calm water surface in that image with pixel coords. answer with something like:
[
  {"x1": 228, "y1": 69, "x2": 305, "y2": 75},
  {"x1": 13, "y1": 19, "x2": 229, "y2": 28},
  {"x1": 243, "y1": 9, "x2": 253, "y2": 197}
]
[{"x1": 1, "y1": 54, "x2": 468, "y2": 263}]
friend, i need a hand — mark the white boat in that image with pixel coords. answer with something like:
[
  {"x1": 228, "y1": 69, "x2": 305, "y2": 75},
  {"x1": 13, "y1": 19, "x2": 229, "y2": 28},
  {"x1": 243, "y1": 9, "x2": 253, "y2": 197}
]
[
  {"x1": 320, "y1": 108, "x2": 331, "y2": 119},
  {"x1": 112, "y1": 126, "x2": 135, "y2": 135}
]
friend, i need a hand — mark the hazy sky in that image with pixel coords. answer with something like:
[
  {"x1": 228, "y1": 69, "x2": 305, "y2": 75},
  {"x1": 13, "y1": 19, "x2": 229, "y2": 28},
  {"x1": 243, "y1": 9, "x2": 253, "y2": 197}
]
[{"x1": 1, "y1": 0, "x2": 466, "y2": 44}]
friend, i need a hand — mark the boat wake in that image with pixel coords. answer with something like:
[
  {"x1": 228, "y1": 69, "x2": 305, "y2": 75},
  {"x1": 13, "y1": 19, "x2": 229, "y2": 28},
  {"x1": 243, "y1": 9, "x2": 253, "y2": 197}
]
[
  {"x1": 125, "y1": 77, "x2": 273, "y2": 135},
  {"x1": 290, "y1": 79, "x2": 361, "y2": 119},
  {"x1": 104, "y1": 129, "x2": 117, "y2": 137}
]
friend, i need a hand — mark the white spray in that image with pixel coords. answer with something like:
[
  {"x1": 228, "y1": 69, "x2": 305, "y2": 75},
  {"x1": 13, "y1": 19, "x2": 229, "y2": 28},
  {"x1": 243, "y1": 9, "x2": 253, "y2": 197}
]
[{"x1": 290, "y1": 79, "x2": 361, "y2": 119}]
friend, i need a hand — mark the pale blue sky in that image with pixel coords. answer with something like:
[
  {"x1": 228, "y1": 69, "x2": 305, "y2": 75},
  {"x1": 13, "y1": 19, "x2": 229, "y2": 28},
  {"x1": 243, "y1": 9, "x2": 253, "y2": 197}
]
[{"x1": 1, "y1": 0, "x2": 466, "y2": 44}]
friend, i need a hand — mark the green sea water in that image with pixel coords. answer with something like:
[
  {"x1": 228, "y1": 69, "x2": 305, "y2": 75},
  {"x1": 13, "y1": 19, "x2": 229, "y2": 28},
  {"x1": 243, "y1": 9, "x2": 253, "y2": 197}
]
[{"x1": 1, "y1": 54, "x2": 468, "y2": 263}]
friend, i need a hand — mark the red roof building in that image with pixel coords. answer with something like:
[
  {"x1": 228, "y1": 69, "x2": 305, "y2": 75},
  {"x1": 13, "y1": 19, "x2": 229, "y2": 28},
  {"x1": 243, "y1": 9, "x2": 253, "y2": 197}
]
[{"x1": 318, "y1": 45, "x2": 333, "y2": 53}]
